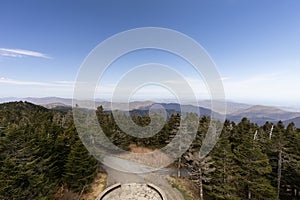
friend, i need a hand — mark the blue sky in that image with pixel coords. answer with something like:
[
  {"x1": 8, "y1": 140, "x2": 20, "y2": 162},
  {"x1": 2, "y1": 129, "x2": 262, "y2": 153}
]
[{"x1": 0, "y1": 0, "x2": 300, "y2": 107}]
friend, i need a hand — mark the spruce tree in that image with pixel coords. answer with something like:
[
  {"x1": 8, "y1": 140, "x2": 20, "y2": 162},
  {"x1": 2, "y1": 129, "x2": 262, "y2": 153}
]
[
  {"x1": 63, "y1": 139, "x2": 98, "y2": 192},
  {"x1": 272, "y1": 122, "x2": 300, "y2": 199},
  {"x1": 233, "y1": 118, "x2": 277, "y2": 199},
  {"x1": 282, "y1": 123, "x2": 300, "y2": 199},
  {"x1": 209, "y1": 120, "x2": 240, "y2": 200}
]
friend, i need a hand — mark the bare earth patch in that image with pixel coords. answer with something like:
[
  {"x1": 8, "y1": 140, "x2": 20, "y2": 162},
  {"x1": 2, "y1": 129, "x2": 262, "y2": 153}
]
[
  {"x1": 118, "y1": 144, "x2": 173, "y2": 168},
  {"x1": 129, "y1": 144, "x2": 155, "y2": 153}
]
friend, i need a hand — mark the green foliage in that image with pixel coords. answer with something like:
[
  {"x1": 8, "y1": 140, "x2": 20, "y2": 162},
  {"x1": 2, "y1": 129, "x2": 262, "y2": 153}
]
[
  {"x1": 63, "y1": 140, "x2": 98, "y2": 192},
  {"x1": 0, "y1": 102, "x2": 98, "y2": 199},
  {"x1": 208, "y1": 120, "x2": 240, "y2": 200},
  {"x1": 263, "y1": 121, "x2": 300, "y2": 199},
  {"x1": 0, "y1": 102, "x2": 299, "y2": 200},
  {"x1": 170, "y1": 181, "x2": 194, "y2": 200},
  {"x1": 95, "y1": 107, "x2": 299, "y2": 200}
]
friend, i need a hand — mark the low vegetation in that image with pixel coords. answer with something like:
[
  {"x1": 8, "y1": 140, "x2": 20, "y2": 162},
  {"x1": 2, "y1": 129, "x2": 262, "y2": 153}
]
[{"x1": 168, "y1": 177, "x2": 197, "y2": 200}]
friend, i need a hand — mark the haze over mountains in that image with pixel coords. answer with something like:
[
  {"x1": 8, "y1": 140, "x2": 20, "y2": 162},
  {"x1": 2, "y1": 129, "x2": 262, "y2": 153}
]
[{"x1": 1, "y1": 97, "x2": 300, "y2": 127}]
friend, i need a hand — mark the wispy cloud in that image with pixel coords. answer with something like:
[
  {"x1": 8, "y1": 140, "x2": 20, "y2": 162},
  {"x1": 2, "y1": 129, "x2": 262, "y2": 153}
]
[
  {"x1": 221, "y1": 72, "x2": 300, "y2": 105},
  {"x1": 0, "y1": 77, "x2": 71, "y2": 87},
  {"x1": 0, "y1": 48, "x2": 51, "y2": 59},
  {"x1": 221, "y1": 76, "x2": 230, "y2": 81}
]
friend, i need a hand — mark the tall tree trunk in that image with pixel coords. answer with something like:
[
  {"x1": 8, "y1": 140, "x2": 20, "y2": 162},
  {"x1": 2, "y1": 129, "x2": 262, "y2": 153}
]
[
  {"x1": 177, "y1": 157, "x2": 181, "y2": 178},
  {"x1": 269, "y1": 125, "x2": 274, "y2": 139},
  {"x1": 277, "y1": 149, "x2": 282, "y2": 199},
  {"x1": 223, "y1": 149, "x2": 226, "y2": 184},
  {"x1": 78, "y1": 184, "x2": 86, "y2": 200},
  {"x1": 199, "y1": 168, "x2": 204, "y2": 200},
  {"x1": 178, "y1": 127, "x2": 183, "y2": 178}
]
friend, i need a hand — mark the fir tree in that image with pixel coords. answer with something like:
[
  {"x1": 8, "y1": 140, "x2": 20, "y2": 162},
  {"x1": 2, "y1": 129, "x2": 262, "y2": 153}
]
[
  {"x1": 63, "y1": 140, "x2": 98, "y2": 192},
  {"x1": 233, "y1": 118, "x2": 277, "y2": 199},
  {"x1": 209, "y1": 120, "x2": 240, "y2": 200}
]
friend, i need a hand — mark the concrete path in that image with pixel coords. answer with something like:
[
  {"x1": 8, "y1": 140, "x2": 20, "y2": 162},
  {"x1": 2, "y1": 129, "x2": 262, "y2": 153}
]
[{"x1": 101, "y1": 155, "x2": 184, "y2": 200}]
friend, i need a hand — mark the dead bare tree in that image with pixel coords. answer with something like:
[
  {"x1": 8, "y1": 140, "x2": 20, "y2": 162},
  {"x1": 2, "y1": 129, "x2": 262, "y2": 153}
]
[
  {"x1": 185, "y1": 151, "x2": 215, "y2": 200},
  {"x1": 269, "y1": 125, "x2": 274, "y2": 139},
  {"x1": 253, "y1": 130, "x2": 258, "y2": 140}
]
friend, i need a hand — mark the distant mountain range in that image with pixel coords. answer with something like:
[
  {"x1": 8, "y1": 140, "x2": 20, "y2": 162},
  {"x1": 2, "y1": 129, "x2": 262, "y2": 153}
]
[
  {"x1": 1, "y1": 97, "x2": 300, "y2": 127},
  {"x1": 228, "y1": 105, "x2": 300, "y2": 126},
  {"x1": 283, "y1": 117, "x2": 300, "y2": 127},
  {"x1": 0, "y1": 97, "x2": 154, "y2": 111}
]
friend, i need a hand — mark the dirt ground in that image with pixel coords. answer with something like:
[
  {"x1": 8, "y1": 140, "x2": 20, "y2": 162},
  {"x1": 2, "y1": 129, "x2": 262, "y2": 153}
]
[
  {"x1": 129, "y1": 144, "x2": 155, "y2": 153},
  {"x1": 118, "y1": 144, "x2": 173, "y2": 168}
]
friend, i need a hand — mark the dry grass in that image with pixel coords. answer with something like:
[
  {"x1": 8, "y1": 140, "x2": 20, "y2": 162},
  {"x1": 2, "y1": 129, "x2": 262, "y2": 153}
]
[
  {"x1": 80, "y1": 172, "x2": 107, "y2": 200},
  {"x1": 129, "y1": 144, "x2": 154, "y2": 153},
  {"x1": 118, "y1": 144, "x2": 173, "y2": 168},
  {"x1": 54, "y1": 172, "x2": 107, "y2": 200},
  {"x1": 167, "y1": 176, "x2": 199, "y2": 200}
]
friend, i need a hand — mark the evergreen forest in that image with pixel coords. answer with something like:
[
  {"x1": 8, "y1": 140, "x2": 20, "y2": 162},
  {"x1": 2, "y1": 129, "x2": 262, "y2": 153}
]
[{"x1": 0, "y1": 101, "x2": 299, "y2": 200}]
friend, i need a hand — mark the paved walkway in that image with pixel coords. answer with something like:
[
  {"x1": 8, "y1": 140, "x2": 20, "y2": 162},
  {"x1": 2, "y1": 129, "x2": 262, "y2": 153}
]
[{"x1": 100, "y1": 155, "x2": 184, "y2": 200}]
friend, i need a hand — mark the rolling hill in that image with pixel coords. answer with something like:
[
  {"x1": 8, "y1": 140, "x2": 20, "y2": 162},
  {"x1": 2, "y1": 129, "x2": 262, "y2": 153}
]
[
  {"x1": 1, "y1": 97, "x2": 300, "y2": 127},
  {"x1": 227, "y1": 105, "x2": 300, "y2": 125},
  {"x1": 283, "y1": 117, "x2": 300, "y2": 128}
]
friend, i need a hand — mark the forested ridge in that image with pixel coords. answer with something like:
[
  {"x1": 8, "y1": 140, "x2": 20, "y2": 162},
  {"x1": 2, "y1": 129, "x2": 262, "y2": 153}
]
[{"x1": 0, "y1": 102, "x2": 299, "y2": 199}]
